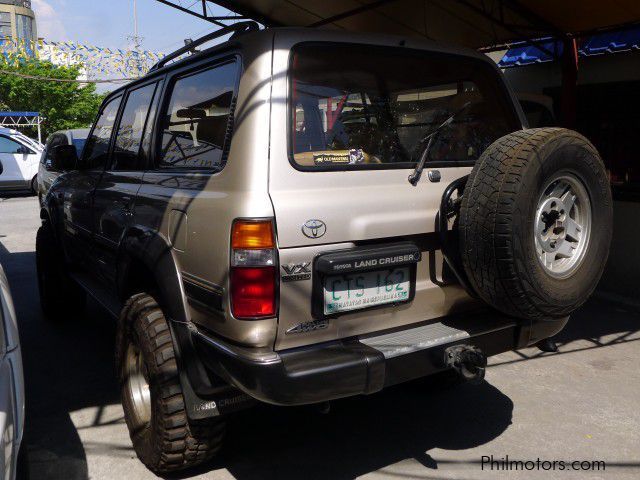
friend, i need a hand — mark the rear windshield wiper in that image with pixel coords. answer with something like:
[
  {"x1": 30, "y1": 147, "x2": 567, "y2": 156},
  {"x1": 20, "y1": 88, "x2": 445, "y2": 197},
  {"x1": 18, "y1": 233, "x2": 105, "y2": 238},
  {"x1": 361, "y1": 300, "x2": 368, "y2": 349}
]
[{"x1": 408, "y1": 101, "x2": 472, "y2": 186}]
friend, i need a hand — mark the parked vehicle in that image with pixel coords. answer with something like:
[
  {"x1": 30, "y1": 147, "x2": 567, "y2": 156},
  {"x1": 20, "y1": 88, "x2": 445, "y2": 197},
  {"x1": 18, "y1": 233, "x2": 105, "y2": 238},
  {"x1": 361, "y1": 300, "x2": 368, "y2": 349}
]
[
  {"x1": 0, "y1": 264, "x2": 25, "y2": 480},
  {"x1": 0, "y1": 128, "x2": 42, "y2": 195},
  {"x1": 36, "y1": 23, "x2": 613, "y2": 474},
  {"x1": 37, "y1": 129, "x2": 90, "y2": 204}
]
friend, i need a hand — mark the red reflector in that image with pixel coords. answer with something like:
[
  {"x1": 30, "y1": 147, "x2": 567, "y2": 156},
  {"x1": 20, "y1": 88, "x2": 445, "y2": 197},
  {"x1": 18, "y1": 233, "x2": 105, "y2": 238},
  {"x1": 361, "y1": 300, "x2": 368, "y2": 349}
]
[{"x1": 231, "y1": 267, "x2": 276, "y2": 319}]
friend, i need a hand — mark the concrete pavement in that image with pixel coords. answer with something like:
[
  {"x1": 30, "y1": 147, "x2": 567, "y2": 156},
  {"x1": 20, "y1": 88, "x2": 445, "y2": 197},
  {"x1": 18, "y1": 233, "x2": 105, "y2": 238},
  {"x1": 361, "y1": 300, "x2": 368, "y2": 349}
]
[{"x1": 0, "y1": 195, "x2": 638, "y2": 479}]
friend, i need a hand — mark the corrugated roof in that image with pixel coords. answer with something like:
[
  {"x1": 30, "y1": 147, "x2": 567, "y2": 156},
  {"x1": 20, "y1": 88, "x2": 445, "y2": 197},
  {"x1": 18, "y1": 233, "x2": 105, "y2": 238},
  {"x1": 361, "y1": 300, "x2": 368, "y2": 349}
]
[
  {"x1": 580, "y1": 27, "x2": 640, "y2": 55},
  {"x1": 209, "y1": 0, "x2": 640, "y2": 49},
  {"x1": 499, "y1": 27, "x2": 640, "y2": 67}
]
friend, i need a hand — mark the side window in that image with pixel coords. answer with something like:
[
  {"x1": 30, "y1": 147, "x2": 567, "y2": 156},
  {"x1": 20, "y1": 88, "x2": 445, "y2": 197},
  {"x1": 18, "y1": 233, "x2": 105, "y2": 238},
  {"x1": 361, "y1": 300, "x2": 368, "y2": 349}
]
[
  {"x1": 159, "y1": 60, "x2": 238, "y2": 170},
  {"x1": 82, "y1": 96, "x2": 122, "y2": 170},
  {"x1": 112, "y1": 82, "x2": 158, "y2": 170},
  {"x1": 0, "y1": 136, "x2": 23, "y2": 154}
]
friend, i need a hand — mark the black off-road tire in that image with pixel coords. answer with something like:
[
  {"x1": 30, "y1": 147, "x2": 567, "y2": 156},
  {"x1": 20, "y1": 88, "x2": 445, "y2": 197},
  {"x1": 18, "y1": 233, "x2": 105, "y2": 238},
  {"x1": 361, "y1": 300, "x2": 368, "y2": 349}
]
[
  {"x1": 36, "y1": 222, "x2": 86, "y2": 320},
  {"x1": 116, "y1": 294, "x2": 225, "y2": 474},
  {"x1": 459, "y1": 128, "x2": 612, "y2": 320}
]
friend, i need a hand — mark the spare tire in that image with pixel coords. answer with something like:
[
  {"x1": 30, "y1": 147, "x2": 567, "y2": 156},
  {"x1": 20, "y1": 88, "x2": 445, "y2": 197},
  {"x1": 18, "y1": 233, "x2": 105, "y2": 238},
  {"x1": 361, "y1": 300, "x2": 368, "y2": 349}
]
[{"x1": 459, "y1": 128, "x2": 612, "y2": 320}]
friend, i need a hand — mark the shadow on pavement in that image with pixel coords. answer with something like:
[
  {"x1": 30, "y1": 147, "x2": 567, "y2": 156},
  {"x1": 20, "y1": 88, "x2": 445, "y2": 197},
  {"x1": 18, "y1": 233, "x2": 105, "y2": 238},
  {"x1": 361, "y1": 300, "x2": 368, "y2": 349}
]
[
  {"x1": 218, "y1": 379, "x2": 513, "y2": 480},
  {"x1": 491, "y1": 298, "x2": 640, "y2": 368},
  {"x1": 0, "y1": 240, "x2": 119, "y2": 480},
  {"x1": 0, "y1": 191, "x2": 36, "y2": 201}
]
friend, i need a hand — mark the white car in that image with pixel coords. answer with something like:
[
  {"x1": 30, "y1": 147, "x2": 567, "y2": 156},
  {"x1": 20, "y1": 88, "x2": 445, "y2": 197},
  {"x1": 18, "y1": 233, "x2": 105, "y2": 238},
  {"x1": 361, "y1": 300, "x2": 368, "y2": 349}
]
[
  {"x1": 0, "y1": 264, "x2": 24, "y2": 480},
  {"x1": 0, "y1": 128, "x2": 43, "y2": 194}
]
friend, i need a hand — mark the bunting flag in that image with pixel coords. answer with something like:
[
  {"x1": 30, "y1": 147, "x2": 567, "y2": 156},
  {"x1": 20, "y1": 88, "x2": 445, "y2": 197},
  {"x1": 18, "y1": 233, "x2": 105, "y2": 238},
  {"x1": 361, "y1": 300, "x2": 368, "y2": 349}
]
[{"x1": 0, "y1": 37, "x2": 163, "y2": 80}]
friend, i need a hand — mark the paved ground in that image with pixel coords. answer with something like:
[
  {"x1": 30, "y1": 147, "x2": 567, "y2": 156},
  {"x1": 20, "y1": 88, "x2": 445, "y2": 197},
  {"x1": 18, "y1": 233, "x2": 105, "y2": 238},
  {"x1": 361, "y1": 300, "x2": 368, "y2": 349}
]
[{"x1": 1, "y1": 194, "x2": 639, "y2": 480}]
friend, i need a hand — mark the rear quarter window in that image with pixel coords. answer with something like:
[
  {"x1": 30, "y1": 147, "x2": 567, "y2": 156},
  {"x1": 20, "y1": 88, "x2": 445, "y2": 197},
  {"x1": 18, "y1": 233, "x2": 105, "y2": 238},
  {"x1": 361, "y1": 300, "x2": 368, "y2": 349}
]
[
  {"x1": 289, "y1": 43, "x2": 521, "y2": 170},
  {"x1": 157, "y1": 59, "x2": 240, "y2": 171}
]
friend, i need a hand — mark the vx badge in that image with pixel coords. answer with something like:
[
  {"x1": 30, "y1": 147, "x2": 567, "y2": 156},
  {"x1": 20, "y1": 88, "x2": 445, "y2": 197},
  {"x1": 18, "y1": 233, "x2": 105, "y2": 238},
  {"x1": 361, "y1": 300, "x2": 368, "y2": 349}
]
[{"x1": 281, "y1": 262, "x2": 311, "y2": 282}]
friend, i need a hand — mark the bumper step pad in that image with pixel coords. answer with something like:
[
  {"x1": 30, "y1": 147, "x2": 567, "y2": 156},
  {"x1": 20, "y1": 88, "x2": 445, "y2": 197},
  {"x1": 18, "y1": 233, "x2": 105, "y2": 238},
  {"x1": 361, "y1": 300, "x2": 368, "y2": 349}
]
[{"x1": 360, "y1": 322, "x2": 470, "y2": 359}]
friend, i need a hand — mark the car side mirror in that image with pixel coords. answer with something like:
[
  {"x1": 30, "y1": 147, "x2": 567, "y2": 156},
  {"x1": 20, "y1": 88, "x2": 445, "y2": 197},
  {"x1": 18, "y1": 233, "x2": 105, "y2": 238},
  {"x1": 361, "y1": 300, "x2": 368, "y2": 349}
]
[
  {"x1": 0, "y1": 159, "x2": 3, "y2": 175},
  {"x1": 50, "y1": 144, "x2": 79, "y2": 171}
]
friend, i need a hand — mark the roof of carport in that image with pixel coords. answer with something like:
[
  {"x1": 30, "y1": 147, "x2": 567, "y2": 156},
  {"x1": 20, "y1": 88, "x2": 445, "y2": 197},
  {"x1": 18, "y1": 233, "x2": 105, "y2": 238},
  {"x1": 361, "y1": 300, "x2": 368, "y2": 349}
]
[
  {"x1": 499, "y1": 26, "x2": 640, "y2": 67},
  {"x1": 209, "y1": 0, "x2": 640, "y2": 49}
]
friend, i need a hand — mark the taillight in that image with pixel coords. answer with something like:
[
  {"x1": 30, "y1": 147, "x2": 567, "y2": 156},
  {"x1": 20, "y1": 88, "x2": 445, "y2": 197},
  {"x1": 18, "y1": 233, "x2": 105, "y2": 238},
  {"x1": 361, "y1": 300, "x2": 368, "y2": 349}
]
[
  {"x1": 231, "y1": 267, "x2": 276, "y2": 318},
  {"x1": 230, "y1": 220, "x2": 277, "y2": 319}
]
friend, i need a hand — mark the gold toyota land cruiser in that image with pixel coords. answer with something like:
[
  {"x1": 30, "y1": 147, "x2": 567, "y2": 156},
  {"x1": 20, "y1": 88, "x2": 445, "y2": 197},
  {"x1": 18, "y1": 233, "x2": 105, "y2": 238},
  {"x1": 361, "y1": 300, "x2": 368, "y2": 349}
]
[{"x1": 36, "y1": 22, "x2": 612, "y2": 474}]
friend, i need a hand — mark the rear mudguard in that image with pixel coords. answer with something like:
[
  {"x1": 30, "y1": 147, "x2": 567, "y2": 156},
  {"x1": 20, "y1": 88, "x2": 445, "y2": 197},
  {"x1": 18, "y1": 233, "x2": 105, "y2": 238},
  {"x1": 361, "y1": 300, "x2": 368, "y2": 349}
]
[{"x1": 117, "y1": 228, "x2": 251, "y2": 419}]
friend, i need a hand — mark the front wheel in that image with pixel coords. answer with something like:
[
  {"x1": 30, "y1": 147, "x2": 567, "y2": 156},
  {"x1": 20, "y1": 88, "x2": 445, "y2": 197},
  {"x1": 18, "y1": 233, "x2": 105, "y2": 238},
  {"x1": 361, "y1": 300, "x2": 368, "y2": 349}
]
[{"x1": 116, "y1": 294, "x2": 225, "y2": 474}]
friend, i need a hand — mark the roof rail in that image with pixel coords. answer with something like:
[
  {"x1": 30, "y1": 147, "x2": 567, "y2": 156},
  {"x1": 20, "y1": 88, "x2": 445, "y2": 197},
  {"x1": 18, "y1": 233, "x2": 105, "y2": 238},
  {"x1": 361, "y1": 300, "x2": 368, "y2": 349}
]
[{"x1": 150, "y1": 21, "x2": 259, "y2": 71}]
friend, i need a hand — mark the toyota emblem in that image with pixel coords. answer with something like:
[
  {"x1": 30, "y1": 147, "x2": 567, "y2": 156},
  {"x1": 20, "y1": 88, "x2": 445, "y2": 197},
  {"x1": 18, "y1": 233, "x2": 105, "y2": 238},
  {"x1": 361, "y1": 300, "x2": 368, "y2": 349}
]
[{"x1": 302, "y1": 220, "x2": 327, "y2": 239}]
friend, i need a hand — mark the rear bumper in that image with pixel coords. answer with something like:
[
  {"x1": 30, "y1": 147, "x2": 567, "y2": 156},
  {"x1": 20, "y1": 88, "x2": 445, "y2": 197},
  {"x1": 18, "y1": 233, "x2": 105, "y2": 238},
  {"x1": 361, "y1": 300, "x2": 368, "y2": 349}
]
[{"x1": 191, "y1": 311, "x2": 568, "y2": 406}]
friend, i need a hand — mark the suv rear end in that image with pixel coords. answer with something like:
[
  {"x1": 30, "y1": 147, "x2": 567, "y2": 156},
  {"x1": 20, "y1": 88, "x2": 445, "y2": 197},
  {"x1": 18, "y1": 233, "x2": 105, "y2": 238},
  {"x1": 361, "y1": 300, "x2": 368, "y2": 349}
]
[
  {"x1": 191, "y1": 30, "x2": 568, "y2": 402},
  {"x1": 268, "y1": 33, "x2": 521, "y2": 350}
]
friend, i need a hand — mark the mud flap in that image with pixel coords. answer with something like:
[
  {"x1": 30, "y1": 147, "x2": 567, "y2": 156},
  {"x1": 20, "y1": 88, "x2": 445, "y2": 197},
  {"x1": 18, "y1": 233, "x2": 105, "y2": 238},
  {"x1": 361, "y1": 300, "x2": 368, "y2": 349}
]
[{"x1": 168, "y1": 319, "x2": 256, "y2": 420}]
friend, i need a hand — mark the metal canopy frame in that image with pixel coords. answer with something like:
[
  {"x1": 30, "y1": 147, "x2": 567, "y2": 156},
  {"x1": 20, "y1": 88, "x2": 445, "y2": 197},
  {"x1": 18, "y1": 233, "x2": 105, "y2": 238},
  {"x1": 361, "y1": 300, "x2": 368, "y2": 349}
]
[
  {"x1": 155, "y1": 0, "x2": 250, "y2": 27},
  {"x1": 157, "y1": 0, "x2": 640, "y2": 53},
  {"x1": 0, "y1": 112, "x2": 43, "y2": 143},
  {"x1": 297, "y1": 0, "x2": 598, "y2": 55},
  {"x1": 308, "y1": 0, "x2": 399, "y2": 28},
  {"x1": 155, "y1": 0, "x2": 555, "y2": 49}
]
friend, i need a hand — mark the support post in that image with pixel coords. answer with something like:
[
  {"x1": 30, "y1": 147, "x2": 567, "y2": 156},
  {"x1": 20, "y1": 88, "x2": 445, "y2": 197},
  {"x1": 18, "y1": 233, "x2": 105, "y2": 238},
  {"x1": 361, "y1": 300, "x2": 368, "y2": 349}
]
[{"x1": 560, "y1": 36, "x2": 579, "y2": 129}]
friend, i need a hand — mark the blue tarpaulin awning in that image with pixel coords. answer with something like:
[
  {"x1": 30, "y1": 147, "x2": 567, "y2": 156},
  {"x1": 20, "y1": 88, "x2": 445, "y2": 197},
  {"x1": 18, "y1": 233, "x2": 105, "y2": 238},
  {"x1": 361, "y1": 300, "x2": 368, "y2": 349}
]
[
  {"x1": 0, "y1": 111, "x2": 40, "y2": 117},
  {"x1": 499, "y1": 40, "x2": 562, "y2": 67},
  {"x1": 499, "y1": 28, "x2": 640, "y2": 68},
  {"x1": 580, "y1": 28, "x2": 640, "y2": 55}
]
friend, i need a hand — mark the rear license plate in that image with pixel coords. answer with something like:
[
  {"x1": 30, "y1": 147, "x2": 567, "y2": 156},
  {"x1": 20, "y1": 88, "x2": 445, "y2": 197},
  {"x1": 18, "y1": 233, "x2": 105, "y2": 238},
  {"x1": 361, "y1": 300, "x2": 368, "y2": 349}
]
[{"x1": 323, "y1": 267, "x2": 411, "y2": 315}]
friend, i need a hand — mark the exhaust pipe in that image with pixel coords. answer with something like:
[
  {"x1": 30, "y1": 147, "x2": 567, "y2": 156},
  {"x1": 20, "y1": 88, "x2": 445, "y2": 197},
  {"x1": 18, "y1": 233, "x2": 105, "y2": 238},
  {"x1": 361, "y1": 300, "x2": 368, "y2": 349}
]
[{"x1": 444, "y1": 345, "x2": 487, "y2": 384}]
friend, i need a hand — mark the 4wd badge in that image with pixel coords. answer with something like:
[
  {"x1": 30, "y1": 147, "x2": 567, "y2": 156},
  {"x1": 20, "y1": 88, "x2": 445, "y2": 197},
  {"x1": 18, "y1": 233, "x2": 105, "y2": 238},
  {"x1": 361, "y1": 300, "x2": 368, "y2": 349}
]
[{"x1": 302, "y1": 219, "x2": 326, "y2": 239}]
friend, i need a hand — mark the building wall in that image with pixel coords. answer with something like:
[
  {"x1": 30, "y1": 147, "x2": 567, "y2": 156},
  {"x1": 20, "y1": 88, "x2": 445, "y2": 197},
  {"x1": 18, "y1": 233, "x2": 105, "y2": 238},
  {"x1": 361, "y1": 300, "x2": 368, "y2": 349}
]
[{"x1": 0, "y1": 0, "x2": 37, "y2": 44}]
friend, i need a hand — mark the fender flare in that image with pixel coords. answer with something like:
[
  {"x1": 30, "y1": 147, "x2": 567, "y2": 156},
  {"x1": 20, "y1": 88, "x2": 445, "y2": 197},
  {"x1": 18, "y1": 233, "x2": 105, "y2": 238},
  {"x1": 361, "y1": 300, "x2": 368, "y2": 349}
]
[
  {"x1": 117, "y1": 227, "x2": 220, "y2": 411},
  {"x1": 117, "y1": 226, "x2": 190, "y2": 324}
]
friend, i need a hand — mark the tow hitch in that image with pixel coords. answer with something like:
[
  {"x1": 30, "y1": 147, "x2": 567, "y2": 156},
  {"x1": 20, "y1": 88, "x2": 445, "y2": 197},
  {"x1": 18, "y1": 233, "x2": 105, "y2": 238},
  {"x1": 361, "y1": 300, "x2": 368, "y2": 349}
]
[{"x1": 444, "y1": 345, "x2": 487, "y2": 384}]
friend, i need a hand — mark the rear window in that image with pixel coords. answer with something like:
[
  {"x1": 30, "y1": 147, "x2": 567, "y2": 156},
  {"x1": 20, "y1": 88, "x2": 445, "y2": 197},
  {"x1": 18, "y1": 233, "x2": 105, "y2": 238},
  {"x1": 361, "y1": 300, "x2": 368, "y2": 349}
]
[{"x1": 290, "y1": 44, "x2": 520, "y2": 170}]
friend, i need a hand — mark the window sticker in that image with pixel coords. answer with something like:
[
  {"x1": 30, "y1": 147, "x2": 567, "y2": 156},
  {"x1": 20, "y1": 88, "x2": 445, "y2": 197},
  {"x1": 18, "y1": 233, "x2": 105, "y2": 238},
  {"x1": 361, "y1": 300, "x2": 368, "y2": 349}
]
[{"x1": 294, "y1": 148, "x2": 368, "y2": 166}]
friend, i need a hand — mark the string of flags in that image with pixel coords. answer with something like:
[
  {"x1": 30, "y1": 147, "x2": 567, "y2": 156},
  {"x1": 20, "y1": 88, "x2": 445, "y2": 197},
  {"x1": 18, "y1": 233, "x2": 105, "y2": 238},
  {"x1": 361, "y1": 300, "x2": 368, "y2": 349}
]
[{"x1": 0, "y1": 37, "x2": 163, "y2": 80}]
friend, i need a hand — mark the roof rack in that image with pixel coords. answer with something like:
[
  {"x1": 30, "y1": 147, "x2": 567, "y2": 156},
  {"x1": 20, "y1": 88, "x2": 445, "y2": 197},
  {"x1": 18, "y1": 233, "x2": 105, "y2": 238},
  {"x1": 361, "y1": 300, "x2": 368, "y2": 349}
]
[{"x1": 150, "y1": 21, "x2": 259, "y2": 71}]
